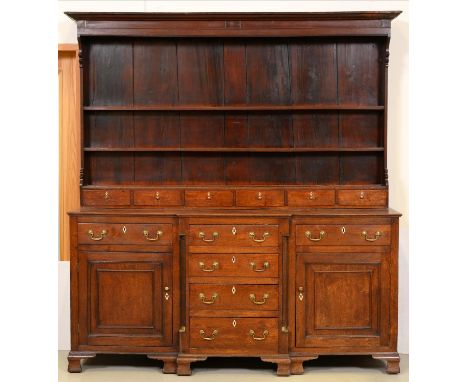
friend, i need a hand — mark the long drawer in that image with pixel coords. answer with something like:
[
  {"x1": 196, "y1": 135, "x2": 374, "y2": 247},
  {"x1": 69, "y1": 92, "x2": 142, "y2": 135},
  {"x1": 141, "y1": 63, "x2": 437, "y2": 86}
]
[
  {"x1": 189, "y1": 317, "x2": 278, "y2": 353},
  {"x1": 188, "y1": 253, "x2": 279, "y2": 278},
  {"x1": 189, "y1": 224, "x2": 279, "y2": 247},
  {"x1": 296, "y1": 224, "x2": 391, "y2": 246},
  {"x1": 77, "y1": 222, "x2": 173, "y2": 245},
  {"x1": 190, "y1": 284, "x2": 279, "y2": 312}
]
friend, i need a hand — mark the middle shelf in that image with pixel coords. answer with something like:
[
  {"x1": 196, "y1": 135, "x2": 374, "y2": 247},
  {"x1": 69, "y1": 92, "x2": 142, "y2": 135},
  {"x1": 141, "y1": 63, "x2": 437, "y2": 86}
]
[{"x1": 83, "y1": 147, "x2": 385, "y2": 153}]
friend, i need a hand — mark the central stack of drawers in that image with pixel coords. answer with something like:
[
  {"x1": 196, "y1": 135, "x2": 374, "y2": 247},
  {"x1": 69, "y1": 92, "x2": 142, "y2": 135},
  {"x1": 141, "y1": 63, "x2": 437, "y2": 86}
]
[{"x1": 186, "y1": 218, "x2": 282, "y2": 355}]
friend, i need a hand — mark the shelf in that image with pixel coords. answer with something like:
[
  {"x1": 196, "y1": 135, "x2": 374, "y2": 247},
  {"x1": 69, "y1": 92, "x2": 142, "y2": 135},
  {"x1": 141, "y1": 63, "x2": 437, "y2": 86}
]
[
  {"x1": 84, "y1": 147, "x2": 385, "y2": 153},
  {"x1": 83, "y1": 104, "x2": 385, "y2": 112}
]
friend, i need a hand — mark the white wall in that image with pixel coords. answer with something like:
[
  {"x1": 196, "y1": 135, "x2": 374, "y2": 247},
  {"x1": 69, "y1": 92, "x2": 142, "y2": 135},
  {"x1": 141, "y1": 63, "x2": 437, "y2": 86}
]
[{"x1": 58, "y1": 0, "x2": 409, "y2": 354}]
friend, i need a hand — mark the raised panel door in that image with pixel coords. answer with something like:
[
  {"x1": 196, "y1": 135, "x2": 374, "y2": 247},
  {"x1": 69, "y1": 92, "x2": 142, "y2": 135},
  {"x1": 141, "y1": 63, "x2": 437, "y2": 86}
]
[
  {"x1": 295, "y1": 252, "x2": 390, "y2": 348},
  {"x1": 78, "y1": 252, "x2": 172, "y2": 347}
]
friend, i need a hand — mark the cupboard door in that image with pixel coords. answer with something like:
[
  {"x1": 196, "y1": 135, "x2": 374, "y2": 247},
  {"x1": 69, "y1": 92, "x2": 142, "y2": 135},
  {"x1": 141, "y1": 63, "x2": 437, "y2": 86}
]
[
  {"x1": 78, "y1": 252, "x2": 172, "y2": 347},
  {"x1": 296, "y1": 252, "x2": 390, "y2": 348}
]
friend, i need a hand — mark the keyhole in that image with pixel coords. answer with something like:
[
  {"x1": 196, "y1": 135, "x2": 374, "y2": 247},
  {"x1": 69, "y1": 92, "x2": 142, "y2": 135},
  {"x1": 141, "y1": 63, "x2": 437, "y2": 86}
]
[
  {"x1": 122, "y1": 226, "x2": 127, "y2": 234},
  {"x1": 341, "y1": 226, "x2": 346, "y2": 234},
  {"x1": 232, "y1": 286, "x2": 236, "y2": 294}
]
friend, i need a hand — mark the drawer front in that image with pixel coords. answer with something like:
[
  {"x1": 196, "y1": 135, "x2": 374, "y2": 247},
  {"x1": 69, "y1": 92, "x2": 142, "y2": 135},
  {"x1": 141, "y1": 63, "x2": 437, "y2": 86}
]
[
  {"x1": 190, "y1": 284, "x2": 279, "y2": 311},
  {"x1": 287, "y1": 189, "x2": 335, "y2": 207},
  {"x1": 190, "y1": 317, "x2": 278, "y2": 353},
  {"x1": 78, "y1": 223, "x2": 173, "y2": 245},
  {"x1": 133, "y1": 189, "x2": 183, "y2": 206},
  {"x1": 337, "y1": 189, "x2": 387, "y2": 207},
  {"x1": 185, "y1": 190, "x2": 234, "y2": 207},
  {"x1": 296, "y1": 224, "x2": 391, "y2": 246},
  {"x1": 188, "y1": 253, "x2": 279, "y2": 278},
  {"x1": 236, "y1": 190, "x2": 284, "y2": 207},
  {"x1": 82, "y1": 189, "x2": 130, "y2": 206},
  {"x1": 189, "y1": 224, "x2": 279, "y2": 247}
]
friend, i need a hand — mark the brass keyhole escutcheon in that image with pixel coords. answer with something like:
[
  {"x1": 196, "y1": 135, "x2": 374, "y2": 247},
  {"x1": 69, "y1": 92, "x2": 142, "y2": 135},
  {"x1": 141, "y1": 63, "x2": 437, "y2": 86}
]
[
  {"x1": 360, "y1": 191, "x2": 365, "y2": 199},
  {"x1": 341, "y1": 226, "x2": 346, "y2": 234},
  {"x1": 104, "y1": 191, "x2": 109, "y2": 200},
  {"x1": 309, "y1": 191, "x2": 316, "y2": 200},
  {"x1": 232, "y1": 256, "x2": 236, "y2": 264},
  {"x1": 155, "y1": 191, "x2": 160, "y2": 200},
  {"x1": 164, "y1": 286, "x2": 170, "y2": 300},
  {"x1": 207, "y1": 192, "x2": 212, "y2": 200},
  {"x1": 298, "y1": 286, "x2": 304, "y2": 301},
  {"x1": 232, "y1": 226, "x2": 237, "y2": 235},
  {"x1": 257, "y1": 192, "x2": 263, "y2": 200},
  {"x1": 232, "y1": 286, "x2": 236, "y2": 294},
  {"x1": 232, "y1": 319, "x2": 237, "y2": 327},
  {"x1": 122, "y1": 225, "x2": 127, "y2": 234}
]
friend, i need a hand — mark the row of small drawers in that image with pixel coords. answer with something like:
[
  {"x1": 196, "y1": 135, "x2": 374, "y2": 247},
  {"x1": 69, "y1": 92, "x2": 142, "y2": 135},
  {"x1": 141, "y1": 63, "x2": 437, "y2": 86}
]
[
  {"x1": 77, "y1": 222, "x2": 390, "y2": 246},
  {"x1": 82, "y1": 188, "x2": 387, "y2": 207}
]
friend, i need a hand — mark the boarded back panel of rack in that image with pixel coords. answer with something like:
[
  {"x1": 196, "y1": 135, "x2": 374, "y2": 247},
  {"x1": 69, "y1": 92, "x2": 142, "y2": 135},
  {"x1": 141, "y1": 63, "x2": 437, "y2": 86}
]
[
  {"x1": 133, "y1": 40, "x2": 178, "y2": 105},
  {"x1": 86, "y1": 41, "x2": 133, "y2": 106}
]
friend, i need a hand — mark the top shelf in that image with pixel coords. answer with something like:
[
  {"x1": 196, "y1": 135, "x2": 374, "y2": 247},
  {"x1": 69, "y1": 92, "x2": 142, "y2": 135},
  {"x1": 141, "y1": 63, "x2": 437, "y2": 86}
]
[{"x1": 83, "y1": 105, "x2": 385, "y2": 112}]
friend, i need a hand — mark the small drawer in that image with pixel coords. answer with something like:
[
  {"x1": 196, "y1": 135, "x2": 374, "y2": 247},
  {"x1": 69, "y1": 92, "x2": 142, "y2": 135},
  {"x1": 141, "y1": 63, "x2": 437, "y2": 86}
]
[
  {"x1": 189, "y1": 224, "x2": 279, "y2": 247},
  {"x1": 337, "y1": 189, "x2": 387, "y2": 207},
  {"x1": 190, "y1": 317, "x2": 278, "y2": 353},
  {"x1": 82, "y1": 189, "x2": 130, "y2": 206},
  {"x1": 287, "y1": 189, "x2": 335, "y2": 207},
  {"x1": 190, "y1": 284, "x2": 279, "y2": 312},
  {"x1": 188, "y1": 253, "x2": 279, "y2": 278},
  {"x1": 134, "y1": 189, "x2": 183, "y2": 206},
  {"x1": 185, "y1": 190, "x2": 234, "y2": 207},
  {"x1": 296, "y1": 224, "x2": 391, "y2": 246},
  {"x1": 78, "y1": 223, "x2": 173, "y2": 245},
  {"x1": 236, "y1": 190, "x2": 284, "y2": 207}
]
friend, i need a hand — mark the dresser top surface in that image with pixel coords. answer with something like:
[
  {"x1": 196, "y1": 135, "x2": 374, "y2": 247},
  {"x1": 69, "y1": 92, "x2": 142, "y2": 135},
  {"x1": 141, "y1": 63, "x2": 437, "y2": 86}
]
[{"x1": 69, "y1": 208, "x2": 402, "y2": 218}]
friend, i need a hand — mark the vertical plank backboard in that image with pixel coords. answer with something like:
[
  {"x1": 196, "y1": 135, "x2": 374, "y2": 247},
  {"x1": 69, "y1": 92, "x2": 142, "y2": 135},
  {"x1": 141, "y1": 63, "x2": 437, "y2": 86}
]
[{"x1": 59, "y1": 45, "x2": 80, "y2": 261}]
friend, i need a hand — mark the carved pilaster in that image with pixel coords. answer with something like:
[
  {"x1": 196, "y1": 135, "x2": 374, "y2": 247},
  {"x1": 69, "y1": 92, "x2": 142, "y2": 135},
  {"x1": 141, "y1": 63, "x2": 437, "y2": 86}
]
[
  {"x1": 77, "y1": 36, "x2": 84, "y2": 69},
  {"x1": 79, "y1": 168, "x2": 84, "y2": 186}
]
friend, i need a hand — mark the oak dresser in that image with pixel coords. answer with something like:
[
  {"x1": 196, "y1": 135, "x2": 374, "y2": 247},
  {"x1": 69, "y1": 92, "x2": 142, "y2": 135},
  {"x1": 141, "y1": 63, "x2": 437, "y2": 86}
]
[{"x1": 66, "y1": 11, "x2": 402, "y2": 376}]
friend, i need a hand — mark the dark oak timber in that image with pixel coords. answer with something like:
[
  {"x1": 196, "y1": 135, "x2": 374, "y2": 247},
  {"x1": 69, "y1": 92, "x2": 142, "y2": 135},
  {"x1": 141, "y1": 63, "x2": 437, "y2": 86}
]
[{"x1": 67, "y1": 11, "x2": 402, "y2": 376}]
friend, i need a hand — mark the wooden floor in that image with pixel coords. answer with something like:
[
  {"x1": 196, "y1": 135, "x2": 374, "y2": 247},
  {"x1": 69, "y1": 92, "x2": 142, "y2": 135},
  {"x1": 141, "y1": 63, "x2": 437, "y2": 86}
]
[{"x1": 58, "y1": 351, "x2": 408, "y2": 381}]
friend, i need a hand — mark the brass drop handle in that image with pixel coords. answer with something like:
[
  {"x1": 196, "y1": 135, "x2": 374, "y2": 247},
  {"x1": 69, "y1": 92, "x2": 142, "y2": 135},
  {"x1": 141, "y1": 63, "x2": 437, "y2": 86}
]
[
  {"x1": 199, "y1": 231, "x2": 219, "y2": 243},
  {"x1": 249, "y1": 293, "x2": 269, "y2": 305},
  {"x1": 256, "y1": 192, "x2": 263, "y2": 200},
  {"x1": 305, "y1": 230, "x2": 326, "y2": 242},
  {"x1": 250, "y1": 261, "x2": 269, "y2": 272},
  {"x1": 199, "y1": 292, "x2": 218, "y2": 305},
  {"x1": 361, "y1": 231, "x2": 382, "y2": 242},
  {"x1": 155, "y1": 192, "x2": 160, "y2": 200},
  {"x1": 298, "y1": 286, "x2": 304, "y2": 301},
  {"x1": 200, "y1": 329, "x2": 218, "y2": 341},
  {"x1": 249, "y1": 329, "x2": 269, "y2": 341},
  {"x1": 198, "y1": 261, "x2": 219, "y2": 272},
  {"x1": 249, "y1": 232, "x2": 270, "y2": 243},
  {"x1": 143, "y1": 230, "x2": 163, "y2": 241},
  {"x1": 87, "y1": 229, "x2": 107, "y2": 241}
]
